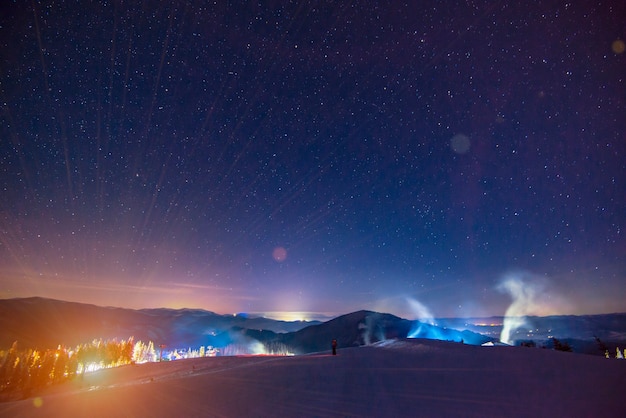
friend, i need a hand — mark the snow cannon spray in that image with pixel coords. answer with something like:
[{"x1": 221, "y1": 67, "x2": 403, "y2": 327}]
[
  {"x1": 497, "y1": 272, "x2": 541, "y2": 345},
  {"x1": 407, "y1": 297, "x2": 435, "y2": 325},
  {"x1": 407, "y1": 298, "x2": 438, "y2": 338}
]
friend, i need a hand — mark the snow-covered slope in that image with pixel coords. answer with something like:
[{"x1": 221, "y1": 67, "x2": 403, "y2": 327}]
[{"x1": 1, "y1": 338, "x2": 624, "y2": 417}]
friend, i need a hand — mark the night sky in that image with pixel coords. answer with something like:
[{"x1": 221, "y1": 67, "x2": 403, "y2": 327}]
[{"x1": 1, "y1": 1, "x2": 624, "y2": 320}]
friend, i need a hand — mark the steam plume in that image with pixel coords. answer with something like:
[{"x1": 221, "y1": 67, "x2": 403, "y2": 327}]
[
  {"x1": 497, "y1": 272, "x2": 542, "y2": 345},
  {"x1": 406, "y1": 297, "x2": 437, "y2": 339},
  {"x1": 406, "y1": 297, "x2": 435, "y2": 325}
]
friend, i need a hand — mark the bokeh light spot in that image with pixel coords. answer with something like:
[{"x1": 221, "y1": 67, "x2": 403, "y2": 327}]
[
  {"x1": 612, "y1": 39, "x2": 625, "y2": 54},
  {"x1": 272, "y1": 246, "x2": 287, "y2": 262},
  {"x1": 450, "y1": 134, "x2": 471, "y2": 154},
  {"x1": 33, "y1": 397, "x2": 43, "y2": 408}
]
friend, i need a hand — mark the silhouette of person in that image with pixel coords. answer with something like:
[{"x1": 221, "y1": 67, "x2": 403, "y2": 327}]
[{"x1": 332, "y1": 339, "x2": 337, "y2": 355}]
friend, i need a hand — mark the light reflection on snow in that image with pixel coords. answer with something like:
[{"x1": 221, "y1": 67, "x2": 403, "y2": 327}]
[{"x1": 80, "y1": 363, "x2": 106, "y2": 374}]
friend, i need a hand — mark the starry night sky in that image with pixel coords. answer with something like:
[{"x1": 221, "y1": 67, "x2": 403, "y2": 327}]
[{"x1": 1, "y1": 1, "x2": 625, "y2": 320}]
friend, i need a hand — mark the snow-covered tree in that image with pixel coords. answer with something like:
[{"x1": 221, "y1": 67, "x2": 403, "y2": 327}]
[
  {"x1": 146, "y1": 341, "x2": 157, "y2": 362},
  {"x1": 132, "y1": 341, "x2": 144, "y2": 363},
  {"x1": 132, "y1": 340, "x2": 157, "y2": 364}
]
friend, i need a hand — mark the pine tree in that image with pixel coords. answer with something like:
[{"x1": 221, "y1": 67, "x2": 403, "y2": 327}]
[
  {"x1": 67, "y1": 350, "x2": 78, "y2": 378},
  {"x1": 52, "y1": 346, "x2": 69, "y2": 384},
  {"x1": 552, "y1": 338, "x2": 572, "y2": 352},
  {"x1": 0, "y1": 342, "x2": 18, "y2": 391},
  {"x1": 132, "y1": 340, "x2": 157, "y2": 364},
  {"x1": 146, "y1": 341, "x2": 157, "y2": 362},
  {"x1": 121, "y1": 337, "x2": 134, "y2": 364},
  {"x1": 132, "y1": 340, "x2": 145, "y2": 364}
]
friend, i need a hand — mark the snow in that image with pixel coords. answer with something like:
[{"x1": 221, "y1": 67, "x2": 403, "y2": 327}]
[{"x1": 1, "y1": 339, "x2": 624, "y2": 417}]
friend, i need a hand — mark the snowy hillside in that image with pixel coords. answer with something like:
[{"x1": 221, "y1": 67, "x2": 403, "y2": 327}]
[{"x1": 1, "y1": 339, "x2": 624, "y2": 417}]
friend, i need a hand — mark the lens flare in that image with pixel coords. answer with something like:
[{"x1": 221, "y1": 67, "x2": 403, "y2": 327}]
[{"x1": 272, "y1": 247, "x2": 287, "y2": 262}]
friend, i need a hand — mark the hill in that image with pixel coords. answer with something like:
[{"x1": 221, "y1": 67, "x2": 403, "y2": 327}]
[
  {"x1": 0, "y1": 298, "x2": 495, "y2": 355},
  {"x1": 0, "y1": 297, "x2": 318, "y2": 349},
  {"x1": 1, "y1": 339, "x2": 624, "y2": 417},
  {"x1": 438, "y1": 314, "x2": 626, "y2": 355},
  {"x1": 243, "y1": 310, "x2": 493, "y2": 354},
  {"x1": 2, "y1": 297, "x2": 625, "y2": 357}
]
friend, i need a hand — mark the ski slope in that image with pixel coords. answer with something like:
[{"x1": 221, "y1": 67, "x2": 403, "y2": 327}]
[{"x1": 1, "y1": 339, "x2": 623, "y2": 417}]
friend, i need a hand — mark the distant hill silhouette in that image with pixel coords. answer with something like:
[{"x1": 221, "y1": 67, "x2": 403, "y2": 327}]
[
  {"x1": 2, "y1": 297, "x2": 624, "y2": 356},
  {"x1": 0, "y1": 297, "x2": 318, "y2": 349},
  {"x1": 437, "y1": 314, "x2": 626, "y2": 355},
  {"x1": 242, "y1": 310, "x2": 494, "y2": 354},
  {"x1": 274, "y1": 310, "x2": 415, "y2": 353},
  {"x1": 0, "y1": 298, "x2": 492, "y2": 353}
]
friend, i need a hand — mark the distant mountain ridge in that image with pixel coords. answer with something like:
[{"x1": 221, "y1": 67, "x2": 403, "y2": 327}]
[
  {"x1": 2, "y1": 297, "x2": 625, "y2": 356},
  {"x1": 431, "y1": 314, "x2": 626, "y2": 356},
  {"x1": 0, "y1": 297, "x2": 319, "y2": 349},
  {"x1": 255, "y1": 310, "x2": 496, "y2": 353},
  {"x1": 0, "y1": 298, "x2": 493, "y2": 353}
]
